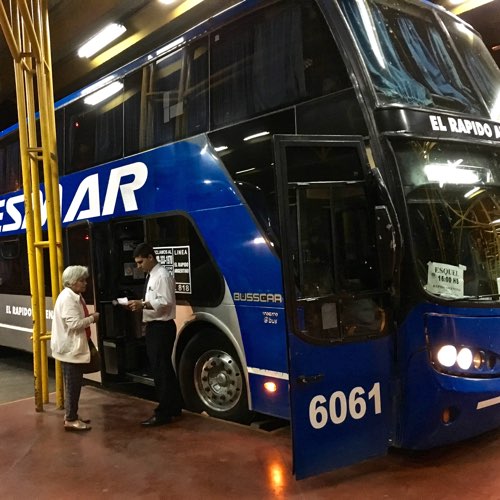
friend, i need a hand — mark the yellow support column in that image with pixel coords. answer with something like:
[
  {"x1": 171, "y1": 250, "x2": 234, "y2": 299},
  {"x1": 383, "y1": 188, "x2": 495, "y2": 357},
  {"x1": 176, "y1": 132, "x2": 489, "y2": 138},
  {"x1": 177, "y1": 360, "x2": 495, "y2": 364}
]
[{"x1": 0, "y1": 0, "x2": 64, "y2": 411}]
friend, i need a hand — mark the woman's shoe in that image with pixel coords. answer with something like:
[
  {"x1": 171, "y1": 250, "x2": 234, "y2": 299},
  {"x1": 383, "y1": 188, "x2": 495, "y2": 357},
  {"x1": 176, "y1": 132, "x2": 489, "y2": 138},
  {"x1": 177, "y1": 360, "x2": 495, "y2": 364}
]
[{"x1": 64, "y1": 419, "x2": 92, "y2": 431}]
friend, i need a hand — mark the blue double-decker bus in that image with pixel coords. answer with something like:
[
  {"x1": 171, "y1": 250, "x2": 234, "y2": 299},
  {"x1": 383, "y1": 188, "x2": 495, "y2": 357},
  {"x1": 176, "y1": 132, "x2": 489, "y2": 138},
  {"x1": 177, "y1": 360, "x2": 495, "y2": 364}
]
[{"x1": 0, "y1": 0, "x2": 499, "y2": 478}]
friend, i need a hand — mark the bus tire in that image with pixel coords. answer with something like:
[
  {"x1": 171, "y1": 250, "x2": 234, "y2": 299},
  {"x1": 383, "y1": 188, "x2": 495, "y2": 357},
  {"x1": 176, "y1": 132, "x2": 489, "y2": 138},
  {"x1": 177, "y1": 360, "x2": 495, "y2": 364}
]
[{"x1": 178, "y1": 330, "x2": 253, "y2": 424}]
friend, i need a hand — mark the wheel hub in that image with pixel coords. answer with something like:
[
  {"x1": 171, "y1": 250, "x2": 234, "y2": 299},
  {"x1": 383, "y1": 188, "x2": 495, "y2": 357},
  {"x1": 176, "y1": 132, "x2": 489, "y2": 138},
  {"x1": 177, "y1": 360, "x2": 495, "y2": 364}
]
[{"x1": 194, "y1": 349, "x2": 243, "y2": 412}]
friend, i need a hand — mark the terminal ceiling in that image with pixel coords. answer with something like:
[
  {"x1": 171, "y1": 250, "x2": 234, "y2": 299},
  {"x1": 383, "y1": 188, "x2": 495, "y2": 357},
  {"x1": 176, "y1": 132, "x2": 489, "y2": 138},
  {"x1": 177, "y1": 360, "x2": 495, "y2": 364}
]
[{"x1": 0, "y1": 0, "x2": 498, "y2": 129}]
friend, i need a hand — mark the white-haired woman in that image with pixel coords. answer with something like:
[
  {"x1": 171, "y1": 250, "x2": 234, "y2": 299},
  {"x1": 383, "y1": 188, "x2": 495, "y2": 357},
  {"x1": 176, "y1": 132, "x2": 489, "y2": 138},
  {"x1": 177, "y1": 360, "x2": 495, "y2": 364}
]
[{"x1": 51, "y1": 265, "x2": 100, "y2": 431}]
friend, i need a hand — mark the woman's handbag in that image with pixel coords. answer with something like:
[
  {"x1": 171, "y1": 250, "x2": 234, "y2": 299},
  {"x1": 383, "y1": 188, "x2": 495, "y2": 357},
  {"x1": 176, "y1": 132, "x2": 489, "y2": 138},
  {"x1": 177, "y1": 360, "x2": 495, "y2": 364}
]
[{"x1": 82, "y1": 338, "x2": 101, "y2": 374}]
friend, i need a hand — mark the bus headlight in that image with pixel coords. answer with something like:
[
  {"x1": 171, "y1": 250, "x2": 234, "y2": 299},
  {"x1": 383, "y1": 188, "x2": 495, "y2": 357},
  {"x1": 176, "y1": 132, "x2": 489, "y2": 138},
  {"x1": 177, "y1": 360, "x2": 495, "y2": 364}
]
[
  {"x1": 456, "y1": 348, "x2": 473, "y2": 369},
  {"x1": 432, "y1": 344, "x2": 498, "y2": 376},
  {"x1": 436, "y1": 345, "x2": 457, "y2": 367}
]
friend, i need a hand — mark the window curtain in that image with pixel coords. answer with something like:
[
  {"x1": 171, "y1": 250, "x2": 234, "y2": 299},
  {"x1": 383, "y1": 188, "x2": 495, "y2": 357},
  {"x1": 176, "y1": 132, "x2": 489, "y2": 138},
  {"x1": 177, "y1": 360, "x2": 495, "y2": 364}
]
[
  {"x1": 95, "y1": 104, "x2": 123, "y2": 164},
  {"x1": 252, "y1": 3, "x2": 306, "y2": 112},
  {"x1": 185, "y1": 46, "x2": 208, "y2": 136},
  {"x1": 459, "y1": 43, "x2": 500, "y2": 118},
  {"x1": 397, "y1": 18, "x2": 478, "y2": 111},
  {"x1": 211, "y1": 27, "x2": 254, "y2": 127},
  {"x1": 340, "y1": 0, "x2": 431, "y2": 105}
]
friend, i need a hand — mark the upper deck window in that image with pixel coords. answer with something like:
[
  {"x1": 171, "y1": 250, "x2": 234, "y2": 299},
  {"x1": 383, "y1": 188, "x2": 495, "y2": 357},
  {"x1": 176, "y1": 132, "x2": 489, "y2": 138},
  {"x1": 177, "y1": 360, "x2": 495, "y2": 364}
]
[
  {"x1": 124, "y1": 39, "x2": 208, "y2": 156},
  {"x1": 441, "y1": 15, "x2": 500, "y2": 122},
  {"x1": 65, "y1": 84, "x2": 124, "y2": 173},
  {"x1": 339, "y1": 0, "x2": 489, "y2": 117},
  {"x1": 210, "y1": 0, "x2": 349, "y2": 129}
]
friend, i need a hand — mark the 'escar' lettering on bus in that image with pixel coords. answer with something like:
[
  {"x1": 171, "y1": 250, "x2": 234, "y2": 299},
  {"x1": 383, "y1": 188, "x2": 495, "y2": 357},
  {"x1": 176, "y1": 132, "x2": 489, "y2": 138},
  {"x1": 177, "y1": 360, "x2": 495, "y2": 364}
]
[
  {"x1": 63, "y1": 173, "x2": 100, "y2": 223},
  {"x1": 0, "y1": 162, "x2": 148, "y2": 231},
  {"x1": 102, "y1": 163, "x2": 148, "y2": 216},
  {"x1": 3, "y1": 194, "x2": 24, "y2": 232}
]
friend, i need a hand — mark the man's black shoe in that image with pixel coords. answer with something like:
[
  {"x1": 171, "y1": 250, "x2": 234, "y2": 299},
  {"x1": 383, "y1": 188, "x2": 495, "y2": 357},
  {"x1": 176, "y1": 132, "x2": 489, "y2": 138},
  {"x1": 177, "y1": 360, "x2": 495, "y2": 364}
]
[{"x1": 140, "y1": 415, "x2": 172, "y2": 427}]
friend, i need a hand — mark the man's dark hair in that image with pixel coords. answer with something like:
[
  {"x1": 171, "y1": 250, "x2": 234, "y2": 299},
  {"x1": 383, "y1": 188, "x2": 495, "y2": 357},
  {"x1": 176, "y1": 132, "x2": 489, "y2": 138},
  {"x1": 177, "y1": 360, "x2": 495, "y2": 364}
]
[{"x1": 133, "y1": 242, "x2": 156, "y2": 259}]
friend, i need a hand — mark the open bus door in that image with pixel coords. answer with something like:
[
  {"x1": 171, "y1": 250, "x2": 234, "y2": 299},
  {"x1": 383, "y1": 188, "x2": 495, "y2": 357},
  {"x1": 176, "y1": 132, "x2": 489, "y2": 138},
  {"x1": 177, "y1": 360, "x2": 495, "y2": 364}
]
[
  {"x1": 274, "y1": 135, "x2": 394, "y2": 479},
  {"x1": 65, "y1": 221, "x2": 101, "y2": 383}
]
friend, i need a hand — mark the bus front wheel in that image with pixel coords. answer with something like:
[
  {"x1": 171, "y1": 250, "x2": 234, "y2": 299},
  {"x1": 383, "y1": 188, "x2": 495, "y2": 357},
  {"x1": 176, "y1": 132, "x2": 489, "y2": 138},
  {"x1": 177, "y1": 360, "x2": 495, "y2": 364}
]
[{"x1": 178, "y1": 330, "x2": 252, "y2": 423}]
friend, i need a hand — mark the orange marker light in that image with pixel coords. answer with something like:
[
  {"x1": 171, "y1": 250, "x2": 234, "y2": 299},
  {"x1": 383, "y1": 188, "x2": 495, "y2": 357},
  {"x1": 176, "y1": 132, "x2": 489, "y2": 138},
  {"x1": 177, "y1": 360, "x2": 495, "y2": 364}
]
[{"x1": 264, "y1": 381, "x2": 277, "y2": 393}]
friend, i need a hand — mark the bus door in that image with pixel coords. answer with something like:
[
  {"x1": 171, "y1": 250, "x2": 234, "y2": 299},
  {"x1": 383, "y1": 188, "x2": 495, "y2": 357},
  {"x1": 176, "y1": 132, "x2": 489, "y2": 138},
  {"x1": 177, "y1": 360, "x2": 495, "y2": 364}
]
[
  {"x1": 274, "y1": 135, "x2": 395, "y2": 478},
  {"x1": 65, "y1": 221, "x2": 101, "y2": 382}
]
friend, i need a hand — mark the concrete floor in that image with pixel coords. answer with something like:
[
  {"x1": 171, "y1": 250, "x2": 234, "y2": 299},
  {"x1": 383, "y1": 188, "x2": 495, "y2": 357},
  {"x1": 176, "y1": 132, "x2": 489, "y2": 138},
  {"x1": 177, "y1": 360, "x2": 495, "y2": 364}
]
[{"x1": 1, "y1": 349, "x2": 500, "y2": 499}]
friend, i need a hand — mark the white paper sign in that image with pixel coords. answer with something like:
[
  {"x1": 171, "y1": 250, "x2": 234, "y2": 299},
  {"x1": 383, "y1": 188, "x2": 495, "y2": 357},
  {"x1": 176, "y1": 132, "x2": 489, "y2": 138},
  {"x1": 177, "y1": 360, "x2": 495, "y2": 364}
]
[{"x1": 426, "y1": 262, "x2": 466, "y2": 298}]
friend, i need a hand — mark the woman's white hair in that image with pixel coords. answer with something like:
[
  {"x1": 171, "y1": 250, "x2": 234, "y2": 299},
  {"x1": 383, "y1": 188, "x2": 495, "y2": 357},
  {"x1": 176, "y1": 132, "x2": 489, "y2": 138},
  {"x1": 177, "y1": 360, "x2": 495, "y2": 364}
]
[{"x1": 62, "y1": 265, "x2": 89, "y2": 288}]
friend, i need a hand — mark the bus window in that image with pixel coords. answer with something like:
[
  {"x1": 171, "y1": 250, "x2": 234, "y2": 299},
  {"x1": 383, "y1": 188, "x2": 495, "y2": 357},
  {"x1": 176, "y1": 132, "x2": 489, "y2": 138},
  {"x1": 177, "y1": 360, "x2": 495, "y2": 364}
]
[
  {"x1": 65, "y1": 224, "x2": 95, "y2": 305},
  {"x1": 283, "y1": 143, "x2": 386, "y2": 341},
  {"x1": 0, "y1": 237, "x2": 29, "y2": 294},
  {"x1": 146, "y1": 214, "x2": 223, "y2": 307},
  {"x1": 210, "y1": 0, "x2": 345, "y2": 129},
  {"x1": 124, "y1": 38, "x2": 208, "y2": 155},
  {"x1": 65, "y1": 83, "x2": 124, "y2": 173},
  {"x1": 339, "y1": 0, "x2": 483, "y2": 115},
  {"x1": 55, "y1": 108, "x2": 65, "y2": 176},
  {"x1": 0, "y1": 134, "x2": 21, "y2": 195},
  {"x1": 208, "y1": 109, "x2": 295, "y2": 249},
  {"x1": 184, "y1": 42, "x2": 209, "y2": 137}
]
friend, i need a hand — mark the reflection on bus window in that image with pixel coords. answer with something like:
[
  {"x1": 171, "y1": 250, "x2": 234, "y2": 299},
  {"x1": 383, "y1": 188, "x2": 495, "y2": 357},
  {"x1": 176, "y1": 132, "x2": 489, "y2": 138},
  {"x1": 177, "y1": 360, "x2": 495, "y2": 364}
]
[
  {"x1": 396, "y1": 140, "x2": 500, "y2": 297},
  {"x1": 340, "y1": 0, "x2": 484, "y2": 115},
  {"x1": 65, "y1": 86, "x2": 124, "y2": 173},
  {"x1": 124, "y1": 39, "x2": 208, "y2": 155}
]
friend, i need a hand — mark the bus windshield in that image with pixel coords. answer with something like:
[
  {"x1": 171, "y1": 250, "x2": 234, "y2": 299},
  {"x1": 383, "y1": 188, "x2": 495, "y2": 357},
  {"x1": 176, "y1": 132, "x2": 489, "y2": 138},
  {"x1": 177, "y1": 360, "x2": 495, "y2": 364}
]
[
  {"x1": 394, "y1": 140, "x2": 500, "y2": 299},
  {"x1": 339, "y1": 0, "x2": 500, "y2": 120}
]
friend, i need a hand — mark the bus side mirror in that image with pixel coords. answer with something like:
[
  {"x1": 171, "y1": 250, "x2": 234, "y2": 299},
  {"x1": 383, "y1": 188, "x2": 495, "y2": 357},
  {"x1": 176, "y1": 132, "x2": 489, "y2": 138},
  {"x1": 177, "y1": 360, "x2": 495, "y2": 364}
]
[{"x1": 375, "y1": 205, "x2": 396, "y2": 284}]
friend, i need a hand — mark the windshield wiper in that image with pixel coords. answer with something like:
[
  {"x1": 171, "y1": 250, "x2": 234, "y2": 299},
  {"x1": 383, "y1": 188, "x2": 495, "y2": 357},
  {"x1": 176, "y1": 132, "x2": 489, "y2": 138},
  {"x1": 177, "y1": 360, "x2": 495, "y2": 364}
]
[{"x1": 438, "y1": 293, "x2": 500, "y2": 302}]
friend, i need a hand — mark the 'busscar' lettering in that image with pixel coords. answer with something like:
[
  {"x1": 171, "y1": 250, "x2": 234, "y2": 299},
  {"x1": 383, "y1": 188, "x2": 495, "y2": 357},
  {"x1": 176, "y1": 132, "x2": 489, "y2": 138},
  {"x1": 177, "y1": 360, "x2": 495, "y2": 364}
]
[{"x1": 233, "y1": 292, "x2": 283, "y2": 303}]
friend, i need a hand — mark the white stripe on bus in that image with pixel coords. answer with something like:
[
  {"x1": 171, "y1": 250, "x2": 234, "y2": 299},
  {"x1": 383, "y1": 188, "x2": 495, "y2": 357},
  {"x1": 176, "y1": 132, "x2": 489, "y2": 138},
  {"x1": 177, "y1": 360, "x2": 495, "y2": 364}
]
[
  {"x1": 0, "y1": 323, "x2": 32, "y2": 333},
  {"x1": 477, "y1": 396, "x2": 500, "y2": 410},
  {"x1": 247, "y1": 367, "x2": 289, "y2": 380}
]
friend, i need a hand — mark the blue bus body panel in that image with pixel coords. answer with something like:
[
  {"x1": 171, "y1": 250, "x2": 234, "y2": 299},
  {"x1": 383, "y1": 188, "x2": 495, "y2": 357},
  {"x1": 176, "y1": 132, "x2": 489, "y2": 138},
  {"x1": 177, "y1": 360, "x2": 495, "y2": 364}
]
[{"x1": 398, "y1": 303, "x2": 500, "y2": 449}]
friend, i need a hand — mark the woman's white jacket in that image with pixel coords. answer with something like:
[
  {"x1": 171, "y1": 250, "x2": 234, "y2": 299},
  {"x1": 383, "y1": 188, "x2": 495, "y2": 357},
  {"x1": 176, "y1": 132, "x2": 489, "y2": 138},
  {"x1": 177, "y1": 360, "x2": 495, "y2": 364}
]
[{"x1": 50, "y1": 287, "x2": 92, "y2": 363}]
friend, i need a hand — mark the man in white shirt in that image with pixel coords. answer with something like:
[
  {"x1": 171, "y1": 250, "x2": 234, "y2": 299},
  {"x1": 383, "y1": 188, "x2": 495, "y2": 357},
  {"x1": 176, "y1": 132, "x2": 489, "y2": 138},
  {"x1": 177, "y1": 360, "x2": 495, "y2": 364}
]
[{"x1": 128, "y1": 243, "x2": 183, "y2": 426}]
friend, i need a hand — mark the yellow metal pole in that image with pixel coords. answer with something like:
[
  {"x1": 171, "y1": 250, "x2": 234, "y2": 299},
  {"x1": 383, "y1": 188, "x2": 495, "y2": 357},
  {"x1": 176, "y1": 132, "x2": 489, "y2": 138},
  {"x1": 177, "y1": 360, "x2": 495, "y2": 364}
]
[
  {"x1": 40, "y1": 0, "x2": 64, "y2": 409},
  {"x1": 11, "y1": 2, "x2": 43, "y2": 411},
  {"x1": 17, "y1": 0, "x2": 41, "y2": 60},
  {"x1": 0, "y1": 1, "x2": 20, "y2": 62},
  {"x1": 32, "y1": 0, "x2": 58, "y2": 404},
  {"x1": 17, "y1": 4, "x2": 49, "y2": 404},
  {"x1": 1, "y1": 0, "x2": 64, "y2": 411}
]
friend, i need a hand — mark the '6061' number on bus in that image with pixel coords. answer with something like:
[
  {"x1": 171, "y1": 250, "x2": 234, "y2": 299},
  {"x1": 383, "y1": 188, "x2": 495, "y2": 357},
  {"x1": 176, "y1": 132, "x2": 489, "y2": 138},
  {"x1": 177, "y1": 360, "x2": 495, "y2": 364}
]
[{"x1": 309, "y1": 383, "x2": 382, "y2": 429}]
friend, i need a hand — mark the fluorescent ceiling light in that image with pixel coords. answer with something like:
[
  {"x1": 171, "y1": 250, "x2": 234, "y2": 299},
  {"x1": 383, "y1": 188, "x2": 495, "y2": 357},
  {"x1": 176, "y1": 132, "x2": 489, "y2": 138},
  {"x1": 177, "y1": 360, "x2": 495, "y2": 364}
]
[
  {"x1": 158, "y1": 0, "x2": 176, "y2": 4},
  {"x1": 78, "y1": 23, "x2": 127, "y2": 58},
  {"x1": 84, "y1": 81, "x2": 123, "y2": 105},
  {"x1": 244, "y1": 131, "x2": 270, "y2": 142},
  {"x1": 451, "y1": 0, "x2": 494, "y2": 15},
  {"x1": 214, "y1": 145, "x2": 228, "y2": 152}
]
